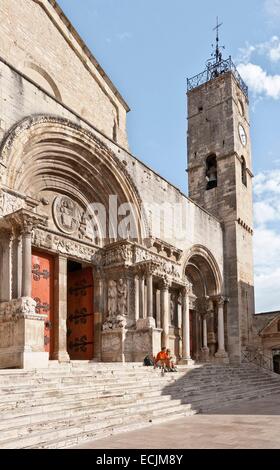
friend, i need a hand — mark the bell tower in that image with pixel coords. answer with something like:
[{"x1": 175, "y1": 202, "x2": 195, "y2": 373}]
[{"x1": 187, "y1": 23, "x2": 255, "y2": 363}]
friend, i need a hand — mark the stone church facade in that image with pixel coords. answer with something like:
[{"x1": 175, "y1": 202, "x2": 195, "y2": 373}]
[{"x1": 0, "y1": 0, "x2": 256, "y2": 369}]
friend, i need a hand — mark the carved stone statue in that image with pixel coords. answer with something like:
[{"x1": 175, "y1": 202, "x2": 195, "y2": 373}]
[
  {"x1": 103, "y1": 278, "x2": 129, "y2": 331},
  {"x1": 117, "y1": 279, "x2": 128, "y2": 317},
  {"x1": 108, "y1": 280, "x2": 117, "y2": 319}
]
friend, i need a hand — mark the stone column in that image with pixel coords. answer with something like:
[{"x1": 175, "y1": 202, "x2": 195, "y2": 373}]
[
  {"x1": 156, "y1": 289, "x2": 161, "y2": 329},
  {"x1": 53, "y1": 255, "x2": 70, "y2": 362},
  {"x1": 147, "y1": 271, "x2": 153, "y2": 319},
  {"x1": 201, "y1": 314, "x2": 210, "y2": 362},
  {"x1": 134, "y1": 274, "x2": 140, "y2": 323},
  {"x1": 161, "y1": 279, "x2": 170, "y2": 348},
  {"x1": 93, "y1": 273, "x2": 104, "y2": 362},
  {"x1": 21, "y1": 228, "x2": 32, "y2": 298},
  {"x1": 12, "y1": 232, "x2": 22, "y2": 299},
  {"x1": 203, "y1": 317, "x2": 208, "y2": 349},
  {"x1": 207, "y1": 300, "x2": 217, "y2": 358},
  {"x1": 215, "y1": 296, "x2": 228, "y2": 360},
  {"x1": 143, "y1": 266, "x2": 155, "y2": 328},
  {"x1": 140, "y1": 275, "x2": 145, "y2": 319},
  {"x1": 0, "y1": 232, "x2": 12, "y2": 302},
  {"x1": 177, "y1": 293, "x2": 183, "y2": 359},
  {"x1": 181, "y1": 286, "x2": 194, "y2": 365}
]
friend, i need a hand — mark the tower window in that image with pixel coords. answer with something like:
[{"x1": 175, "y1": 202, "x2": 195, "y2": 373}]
[
  {"x1": 241, "y1": 156, "x2": 247, "y2": 187},
  {"x1": 206, "y1": 155, "x2": 218, "y2": 190}
]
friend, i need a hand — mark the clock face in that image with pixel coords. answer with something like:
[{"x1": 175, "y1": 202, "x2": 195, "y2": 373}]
[{"x1": 239, "y1": 124, "x2": 247, "y2": 146}]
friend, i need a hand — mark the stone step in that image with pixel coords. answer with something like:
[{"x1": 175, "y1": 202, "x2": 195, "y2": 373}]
[
  {"x1": 0, "y1": 394, "x2": 187, "y2": 435},
  {"x1": 38, "y1": 408, "x2": 197, "y2": 450},
  {"x1": 0, "y1": 378, "x2": 180, "y2": 406},
  {"x1": 0, "y1": 402, "x2": 195, "y2": 449},
  {"x1": 182, "y1": 383, "x2": 280, "y2": 410},
  {"x1": 166, "y1": 376, "x2": 280, "y2": 395},
  {"x1": 0, "y1": 388, "x2": 174, "y2": 420},
  {"x1": 0, "y1": 372, "x2": 276, "y2": 408},
  {"x1": 0, "y1": 367, "x2": 271, "y2": 389},
  {"x1": 0, "y1": 363, "x2": 279, "y2": 449},
  {"x1": 0, "y1": 373, "x2": 182, "y2": 393}
]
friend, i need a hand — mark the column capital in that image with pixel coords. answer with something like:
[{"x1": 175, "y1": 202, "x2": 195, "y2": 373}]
[
  {"x1": 181, "y1": 280, "x2": 193, "y2": 297},
  {"x1": 161, "y1": 276, "x2": 172, "y2": 290},
  {"x1": 215, "y1": 295, "x2": 229, "y2": 307},
  {"x1": 8, "y1": 209, "x2": 48, "y2": 235}
]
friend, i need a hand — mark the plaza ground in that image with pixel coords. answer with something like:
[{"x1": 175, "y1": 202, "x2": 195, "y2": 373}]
[{"x1": 72, "y1": 395, "x2": 280, "y2": 449}]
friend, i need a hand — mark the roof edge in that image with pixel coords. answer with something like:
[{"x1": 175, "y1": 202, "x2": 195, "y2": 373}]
[{"x1": 44, "y1": 0, "x2": 130, "y2": 112}]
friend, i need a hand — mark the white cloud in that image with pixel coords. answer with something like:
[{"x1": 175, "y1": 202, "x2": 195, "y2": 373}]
[
  {"x1": 265, "y1": 0, "x2": 280, "y2": 18},
  {"x1": 253, "y1": 170, "x2": 280, "y2": 312},
  {"x1": 238, "y1": 37, "x2": 280, "y2": 64},
  {"x1": 254, "y1": 201, "x2": 278, "y2": 225},
  {"x1": 255, "y1": 267, "x2": 280, "y2": 312},
  {"x1": 237, "y1": 63, "x2": 280, "y2": 100},
  {"x1": 254, "y1": 169, "x2": 280, "y2": 195}
]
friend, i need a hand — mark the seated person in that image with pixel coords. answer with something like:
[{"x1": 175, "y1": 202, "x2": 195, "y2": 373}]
[
  {"x1": 166, "y1": 349, "x2": 178, "y2": 372},
  {"x1": 143, "y1": 355, "x2": 154, "y2": 367},
  {"x1": 154, "y1": 347, "x2": 168, "y2": 369}
]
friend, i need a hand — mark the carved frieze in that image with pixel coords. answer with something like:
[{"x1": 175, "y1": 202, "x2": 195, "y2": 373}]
[
  {"x1": 32, "y1": 228, "x2": 98, "y2": 262},
  {"x1": 0, "y1": 297, "x2": 44, "y2": 323},
  {"x1": 99, "y1": 242, "x2": 181, "y2": 283}
]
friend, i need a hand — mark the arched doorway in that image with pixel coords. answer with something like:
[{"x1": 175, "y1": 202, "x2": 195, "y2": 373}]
[
  {"x1": 184, "y1": 245, "x2": 223, "y2": 362},
  {"x1": 1, "y1": 115, "x2": 148, "y2": 363}
]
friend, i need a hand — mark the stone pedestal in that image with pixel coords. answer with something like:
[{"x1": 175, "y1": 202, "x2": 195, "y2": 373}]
[
  {"x1": 101, "y1": 329, "x2": 125, "y2": 363},
  {"x1": 0, "y1": 298, "x2": 49, "y2": 369},
  {"x1": 101, "y1": 325, "x2": 162, "y2": 363},
  {"x1": 136, "y1": 317, "x2": 156, "y2": 330}
]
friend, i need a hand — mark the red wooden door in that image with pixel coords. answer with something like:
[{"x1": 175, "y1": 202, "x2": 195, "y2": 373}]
[
  {"x1": 32, "y1": 251, "x2": 54, "y2": 356},
  {"x1": 67, "y1": 267, "x2": 94, "y2": 360}
]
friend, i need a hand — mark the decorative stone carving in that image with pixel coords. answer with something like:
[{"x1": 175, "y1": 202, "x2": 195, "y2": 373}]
[
  {"x1": 0, "y1": 191, "x2": 25, "y2": 217},
  {"x1": 117, "y1": 279, "x2": 128, "y2": 317},
  {"x1": 32, "y1": 229, "x2": 98, "y2": 262},
  {"x1": 53, "y1": 195, "x2": 80, "y2": 235},
  {"x1": 108, "y1": 280, "x2": 118, "y2": 318},
  {"x1": 195, "y1": 296, "x2": 210, "y2": 316},
  {"x1": 170, "y1": 293, "x2": 177, "y2": 325},
  {"x1": 0, "y1": 297, "x2": 40, "y2": 323},
  {"x1": 103, "y1": 244, "x2": 133, "y2": 267},
  {"x1": 103, "y1": 279, "x2": 129, "y2": 330}
]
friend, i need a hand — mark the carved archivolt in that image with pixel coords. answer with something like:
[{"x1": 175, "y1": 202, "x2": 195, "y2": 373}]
[{"x1": 0, "y1": 115, "x2": 149, "y2": 242}]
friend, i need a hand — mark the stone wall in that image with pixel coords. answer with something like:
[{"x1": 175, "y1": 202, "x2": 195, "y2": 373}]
[
  {"x1": 0, "y1": 0, "x2": 129, "y2": 149},
  {"x1": 0, "y1": 58, "x2": 224, "y2": 279}
]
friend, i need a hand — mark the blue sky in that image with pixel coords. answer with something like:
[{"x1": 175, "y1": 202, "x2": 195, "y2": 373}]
[{"x1": 57, "y1": 0, "x2": 280, "y2": 313}]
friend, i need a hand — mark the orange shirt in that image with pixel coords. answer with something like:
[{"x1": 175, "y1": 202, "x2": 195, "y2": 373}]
[{"x1": 156, "y1": 351, "x2": 168, "y2": 362}]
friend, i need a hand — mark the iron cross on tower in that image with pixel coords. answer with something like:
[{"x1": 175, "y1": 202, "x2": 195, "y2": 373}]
[{"x1": 213, "y1": 17, "x2": 223, "y2": 63}]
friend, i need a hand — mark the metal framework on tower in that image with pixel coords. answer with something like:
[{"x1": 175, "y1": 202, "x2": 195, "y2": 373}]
[{"x1": 187, "y1": 18, "x2": 249, "y2": 99}]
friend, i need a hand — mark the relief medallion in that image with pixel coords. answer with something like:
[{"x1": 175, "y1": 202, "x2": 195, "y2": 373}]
[{"x1": 53, "y1": 195, "x2": 80, "y2": 235}]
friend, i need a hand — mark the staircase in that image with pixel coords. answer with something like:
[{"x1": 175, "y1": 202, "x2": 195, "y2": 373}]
[{"x1": 0, "y1": 362, "x2": 279, "y2": 449}]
